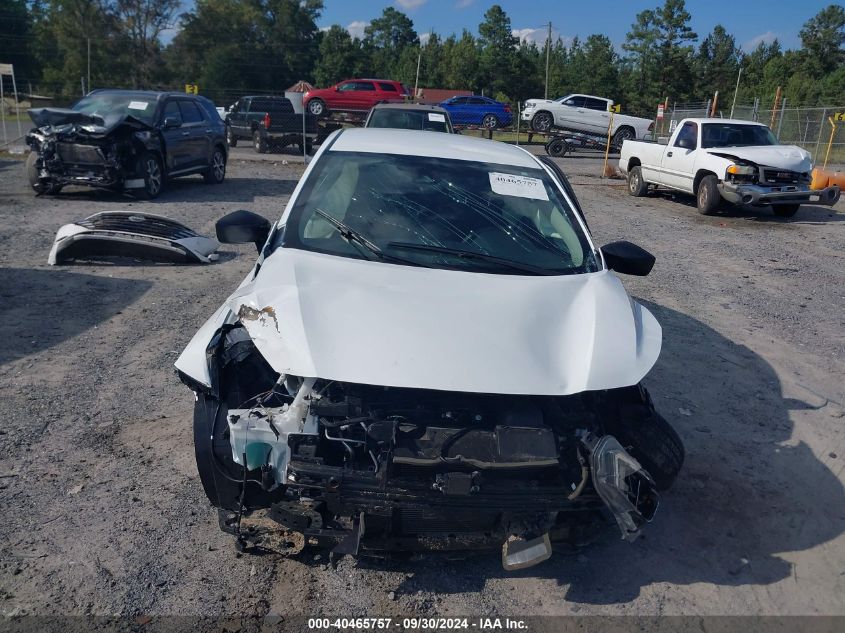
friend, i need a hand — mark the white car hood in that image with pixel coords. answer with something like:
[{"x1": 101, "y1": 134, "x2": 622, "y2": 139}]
[
  {"x1": 707, "y1": 145, "x2": 812, "y2": 171},
  {"x1": 175, "y1": 248, "x2": 661, "y2": 396}
]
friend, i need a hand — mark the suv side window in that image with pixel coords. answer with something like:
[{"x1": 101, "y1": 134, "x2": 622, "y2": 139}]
[
  {"x1": 469, "y1": 97, "x2": 487, "y2": 105},
  {"x1": 584, "y1": 97, "x2": 608, "y2": 111},
  {"x1": 337, "y1": 82, "x2": 356, "y2": 92},
  {"x1": 179, "y1": 100, "x2": 205, "y2": 124},
  {"x1": 378, "y1": 82, "x2": 397, "y2": 92},
  {"x1": 562, "y1": 96, "x2": 586, "y2": 108},
  {"x1": 162, "y1": 100, "x2": 182, "y2": 124},
  {"x1": 355, "y1": 81, "x2": 376, "y2": 91}
]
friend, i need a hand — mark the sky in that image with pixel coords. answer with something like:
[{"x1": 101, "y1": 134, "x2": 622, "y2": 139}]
[{"x1": 314, "y1": 0, "x2": 836, "y2": 52}]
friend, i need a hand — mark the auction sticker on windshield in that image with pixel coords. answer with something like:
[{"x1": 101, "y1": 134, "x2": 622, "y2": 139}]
[
  {"x1": 489, "y1": 172, "x2": 549, "y2": 200},
  {"x1": 428, "y1": 112, "x2": 446, "y2": 122},
  {"x1": 128, "y1": 101, "x2": 149, "y2": 110}
]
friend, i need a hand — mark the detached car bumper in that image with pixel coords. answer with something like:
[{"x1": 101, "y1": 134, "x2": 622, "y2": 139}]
[{"x1": 719, "y1": 182, "x2": 840, "y2": 207}]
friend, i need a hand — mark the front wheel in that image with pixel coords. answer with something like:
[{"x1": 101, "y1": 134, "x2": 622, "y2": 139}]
[
  {"x1": 203, "y1": 147, "x2": 226, "y2": 184},
  {"x1": 134, "y1": 152, "x2": 164, "y2": 199},
  {"x1": 773, "y1": 203, "x2": 800, "y2": 218},
  {"x1": 532, "y1": 111, "x2": 553, "y2": 132},
  {"x1": 627, "y1": 166, "x2": 648, "y2": 197},
  {"x1": 696, "y1": 175, "x2": 721, "y2": 215},
  {"x1": 26, "y1": 152, "x2": 63, "y2": 195},
  {"x1": 481, "y1": 114, "x2": 500, "y2": 129}
]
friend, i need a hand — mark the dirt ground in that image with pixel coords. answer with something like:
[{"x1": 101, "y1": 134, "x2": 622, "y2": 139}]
[{"x1": 1, "y1": 147, "x2": 844, "y2": 624}]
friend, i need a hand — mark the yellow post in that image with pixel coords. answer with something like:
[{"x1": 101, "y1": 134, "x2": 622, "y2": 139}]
[
  {"x1": 602, "y1": 110, "x2": 615, "y2": 177},
  {"x1": 823, "y1": 116, "x2": 836, "y2": 169}
]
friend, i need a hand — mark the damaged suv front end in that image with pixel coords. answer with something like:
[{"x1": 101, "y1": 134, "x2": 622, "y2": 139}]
[{"x1": 176, "y1": 129, "x2": 684, "y2": 568}]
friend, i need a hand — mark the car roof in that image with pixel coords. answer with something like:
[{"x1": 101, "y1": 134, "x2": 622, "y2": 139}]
[
  {"x1": 370, "y1": 104, "x2": 447, "y2": 113},
  {"x1": 329, "y1": 128, "x2": 538, "y2": 168},
  {"x1": 86, "y1": 89, "x2": 204, "y2": 101},
  {"x1": 683, "y1": 118, "x2": 767, "y2": 126}
]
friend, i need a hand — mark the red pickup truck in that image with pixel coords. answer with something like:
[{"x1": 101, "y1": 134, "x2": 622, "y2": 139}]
[{"x1": 303, "y1": 79, "x2": 410, "y2": 118}]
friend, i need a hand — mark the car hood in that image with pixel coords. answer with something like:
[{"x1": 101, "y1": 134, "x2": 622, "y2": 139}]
[
  {"x1": 175, "y1": 248, "x2": 661, "y2": 396},
  {"x1": 28, "y1": 107, "x2": 153, "y2": 138},
  {"x1": 707, "y1": 145, "x2": 812, "y2": 171}
]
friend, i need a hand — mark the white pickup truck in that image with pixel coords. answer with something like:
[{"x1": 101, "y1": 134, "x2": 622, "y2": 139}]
[
  {"x1": 521, "y1": 94, "x2": 653, "y2": 144},
  {"x1": 619, "y1": 118, "x2": 841, "y2": 217}
]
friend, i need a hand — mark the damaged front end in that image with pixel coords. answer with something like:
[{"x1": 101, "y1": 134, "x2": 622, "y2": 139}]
[
  {"x1": 181, "y1": 324, "x2": 675, "y2": 569},
  {"x1": 25, "y1": 108, "x2": 160, "y2": 195}
]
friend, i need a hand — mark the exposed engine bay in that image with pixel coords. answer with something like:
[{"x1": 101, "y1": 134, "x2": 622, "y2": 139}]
[
  {"x1": 25, "y1": 107, "x2": 159, "y2": 195},
  {"x1": 185, "y1": 324, "x2": 681, "y2": 570}
]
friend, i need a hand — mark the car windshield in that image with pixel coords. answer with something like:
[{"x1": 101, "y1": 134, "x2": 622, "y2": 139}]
[
  {"x1": 701, "y1": 123, "x2": 778, "y2": 148},
  {"x1": 282, "y1": 151, "x2": 598, "y2": 276},
  {"x1": 367, "y1": 109, "x2": 449, "y2": 133},
  {"x1": 72, "y1": 93, "x2": 157, "y2": 126}
]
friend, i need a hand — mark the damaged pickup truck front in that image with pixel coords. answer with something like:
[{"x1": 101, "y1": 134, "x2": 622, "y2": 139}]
[
  {"x1": 26, "y1": 89, "x2": 227, "y2": 198},
  {"x1": 175, "y1": 129, "x2": 684, "y2": 569}
]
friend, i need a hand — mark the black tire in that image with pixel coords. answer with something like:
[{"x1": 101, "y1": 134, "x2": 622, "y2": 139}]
[
  {"x1": 696, "y1": 174, "x2": 721, "y2": 215},
  {"x1": 611, "y1": 126, "x2": 635, "y2": 147},
  {"x1": 627, "y1": 166, "x2": 648, "y2": 197},
  {"x1": 203, "y1": 146, "x2": 226, "y2": 184},
  {"x1": 307, "y1": 98, "x2": 327, "y2": 118},
  {"x1": 481, "y1": 114, "x2": 500, "y2": 129},
  {"x1": 532, "y1": 111, "x2": 553, "y2": 133},
  {"x1": 546, "y1": 139, "x2": 567, "y2": 157},
  {"x1": 609, "y1": 387, "x2": 685, "y2": 491},
  {"x1": 134, "y1": 151, "x2": 163, "y2": 199},
  {"x1": 226, "y1": 125, "x2": 238, "y2": 147},
  {"x1": 253, "y1": 130, "x2": 267, "y2": 154},
  {"x1": 26, "y1": 151, "x2": 62, "y2": 194},
  {"x1": 773, "y1": 203, "x2": 800, "y2": 218}
]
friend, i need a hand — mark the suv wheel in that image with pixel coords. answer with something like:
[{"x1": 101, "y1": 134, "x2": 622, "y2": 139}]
[
  {"x1": 253, "y1": 130, "x2": 267, "y2": 154},
  {"x1": 135, "y1": 152, "x2": 163, "y2": 199},
  {"x1": 26, "y1": 152, "x2": 63, "y2": 195},
  {"x1": 204, "y1": 147, "x2": 226, "y2": 184},
  {"x1": 307, "y1": 99, "x2": 326, "y2": 117},
  {"x1": 226, "y1": 126, "x2": 237, "y2": 147}
]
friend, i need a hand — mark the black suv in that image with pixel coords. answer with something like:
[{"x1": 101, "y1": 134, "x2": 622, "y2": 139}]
[{"x1": 25, "y1": 89, "x2": 228, "y2": 199}]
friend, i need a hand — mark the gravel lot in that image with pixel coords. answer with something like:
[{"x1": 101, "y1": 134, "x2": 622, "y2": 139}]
[{"x1": 1, "y1": 147, "x2": 844, "y2": 623}]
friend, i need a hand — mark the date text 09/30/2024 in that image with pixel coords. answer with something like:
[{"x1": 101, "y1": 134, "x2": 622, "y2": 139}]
[{"x1": 308, "y1": 618, "x2": 528, "y2": 631}]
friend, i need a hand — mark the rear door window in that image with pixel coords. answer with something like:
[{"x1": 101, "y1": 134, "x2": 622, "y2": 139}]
[
  {"x1": 179, "y1": 100, "x2": 205, "y2": 124},
  {"x1": 355, "y1": 81, "x2": 376, "y2": 91},
  {"x1": 584, "y1": 97, "x2": 608, "y2": 111},
  {"x1": 378, "y1": 83, "x2": 398, "y2": 92}
]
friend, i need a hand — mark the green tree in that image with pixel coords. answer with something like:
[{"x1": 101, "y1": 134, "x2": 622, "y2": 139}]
[
  {"x1": 314, "y1": 25, "x2": 363, "y2": 87},
  {"x1": 577, "y1": 35, "x2": 620, "y2": 100},
  {"x1": 696, "y1": 25, "x2": 741, "y2": 101},
  {"x1": 363, "y1": 7, "x2": 417, "y2": 78},
  {"x1": 799, "y1": 4, "x2": 845, "y2": 69},
  {"x1": 654, "y1": 0, "x2": 698, "y2": 102},
  {"x1": 621, "y1": 9, "x2": 661, "y2": 113},
  {"x1": 0, "y1": 0, "x2": 36, "y2": 92},
  {"x1": 442, "y1": 30, "x2": 479, "y2": 91},
  {"x1": 477, "y1": 4, "x2": 517, "y2": 96},
  {"x1": 116, "y1": 0, "x2": 180, "y2": 88}
]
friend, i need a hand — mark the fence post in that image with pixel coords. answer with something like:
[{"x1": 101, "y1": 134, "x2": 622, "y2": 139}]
[
  {"x1": 777, "y1": 98, "x2": 787, "y2": 136},
  {"x1": 824, "y1": 116, "x2": 836, "y2": 169},
  {"x1": 814, "y1": 108, "x2": 827, "y2": 163}
]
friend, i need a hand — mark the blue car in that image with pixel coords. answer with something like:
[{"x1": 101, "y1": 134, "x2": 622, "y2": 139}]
[{"x1": 438, "y1": 95, "x2": 512, "y2": 129}]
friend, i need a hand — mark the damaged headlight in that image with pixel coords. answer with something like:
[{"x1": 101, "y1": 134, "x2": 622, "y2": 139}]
[
  {"x1": 586, "y1": 434, "x2": 658, "y2": 541},
  {"x1": 726, "y1": 164, "x2": 757, "y2": 183}
]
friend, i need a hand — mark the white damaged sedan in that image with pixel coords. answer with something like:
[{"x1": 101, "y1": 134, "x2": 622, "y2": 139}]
[{"x1": 175, "y1": 128, "x2": 684, "y2": 569}]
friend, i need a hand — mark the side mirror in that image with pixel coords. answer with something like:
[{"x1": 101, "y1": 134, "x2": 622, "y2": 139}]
[
  {"x1": 216, "y1": 210, "x2": 271, "y2": 252},
  {"x1": 601, "y1": 241, "x2": 655, "y2": 276},
  {"x1": 676, "y1": 137, "x2": 695, "y2": 150},
  {"x1": 334, "y1": 86, "x2": 340, "y2": 91},
  {"x1": 163, "y1": 116, "x2": 181, "y2": 129}
]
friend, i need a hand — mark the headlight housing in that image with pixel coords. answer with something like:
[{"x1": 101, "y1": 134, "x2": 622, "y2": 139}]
[{"x1": 726, "y1": 164, "x2": 757, "y2": 182}]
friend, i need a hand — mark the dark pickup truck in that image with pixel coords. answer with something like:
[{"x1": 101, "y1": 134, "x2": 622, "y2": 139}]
[{"x1": 225, "y1": 96, "x2": 318, "y2": 153}]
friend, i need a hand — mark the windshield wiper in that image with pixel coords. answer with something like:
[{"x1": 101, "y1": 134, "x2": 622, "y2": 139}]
[
  {"x1": 385, "y1": 242, "x2": 560, "y2": 276},
  {"x1": 313, "y1": 208, "x2": 421, "y2": 267}
]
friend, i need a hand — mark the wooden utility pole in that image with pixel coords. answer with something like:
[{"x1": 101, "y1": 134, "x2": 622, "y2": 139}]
[
  {"x1": 770, "y1": 86, "x2": 781, "y2": 129},
  {"x1": 544, "y1": 22, "x2": 552, "y2": 100}
]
